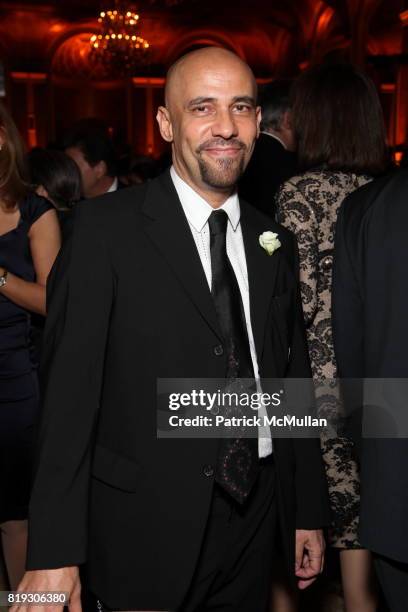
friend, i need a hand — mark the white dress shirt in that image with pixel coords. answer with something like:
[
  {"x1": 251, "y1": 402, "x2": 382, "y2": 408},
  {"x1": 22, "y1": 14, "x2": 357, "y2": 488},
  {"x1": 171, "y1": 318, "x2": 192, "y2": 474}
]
[{"x1": 170, "y1": 166, "x2": 272, "y2": 457}]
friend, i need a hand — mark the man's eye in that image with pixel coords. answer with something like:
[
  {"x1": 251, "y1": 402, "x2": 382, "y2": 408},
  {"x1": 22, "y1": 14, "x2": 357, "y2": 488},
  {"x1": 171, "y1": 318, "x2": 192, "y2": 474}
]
[
  {"x1": 192, "y1": 106, "x2": 209, "y2": 113},
  {"x1": 234, "y1": 104, "x2": 251, "y2": 112}
]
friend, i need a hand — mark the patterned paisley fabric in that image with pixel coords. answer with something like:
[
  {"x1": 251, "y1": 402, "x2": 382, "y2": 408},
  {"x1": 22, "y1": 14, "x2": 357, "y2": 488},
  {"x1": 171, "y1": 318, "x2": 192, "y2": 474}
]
[{"x1": 276, "y1": 169, "x2": 371, "y2": 549}]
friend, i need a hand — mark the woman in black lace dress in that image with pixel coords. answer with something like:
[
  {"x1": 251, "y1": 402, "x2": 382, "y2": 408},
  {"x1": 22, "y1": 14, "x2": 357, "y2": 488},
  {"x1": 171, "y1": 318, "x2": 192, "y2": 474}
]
[
  {"x1": 276, "y1": 65, "x2": 389, "y2": 611},
  {"x1": 0, "y1": 103, "x2": 61, "y2": 588},
  {"x1": 277, "y1": 64, "x2": 387, "y2": 612}
]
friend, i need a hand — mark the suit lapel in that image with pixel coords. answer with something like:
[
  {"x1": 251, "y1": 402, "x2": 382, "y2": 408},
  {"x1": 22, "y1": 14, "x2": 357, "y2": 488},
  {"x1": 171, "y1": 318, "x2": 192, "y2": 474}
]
[
  {"x1": 140, "y1": 171, "x2": 222, "y2": 341},
  {"x1": 240, "y1": 202, "x2": 280, "y2": 361},
  {"x1": 140, "y1": 172, "x2": 280, "y2": 354}
]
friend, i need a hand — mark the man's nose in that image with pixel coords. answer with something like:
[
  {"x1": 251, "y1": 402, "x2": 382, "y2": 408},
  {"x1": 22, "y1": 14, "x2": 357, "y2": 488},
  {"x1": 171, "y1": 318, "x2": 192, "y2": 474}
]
[{"x1": 211, "y1": 109, "x2": 238, "y2": 139}]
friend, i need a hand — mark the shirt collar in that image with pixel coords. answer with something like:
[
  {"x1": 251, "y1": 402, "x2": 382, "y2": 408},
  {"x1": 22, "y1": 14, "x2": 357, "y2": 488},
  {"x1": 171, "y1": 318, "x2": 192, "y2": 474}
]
[
  {"x1": 260, "y1": 131, "x2": 287, "y2": 150},
  {"x1": 170, "y1": 166, "x2": 240, "y2": 233},
  {"x1": 106, "y1": 176, "x2": 119, "y2": 193}
]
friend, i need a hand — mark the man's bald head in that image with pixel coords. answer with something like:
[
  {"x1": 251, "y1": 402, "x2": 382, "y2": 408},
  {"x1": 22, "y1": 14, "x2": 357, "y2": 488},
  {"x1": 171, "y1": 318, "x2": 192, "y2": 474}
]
[
  {"x1": 156, "y1": 46, "x2": 261, "y2": 204},
  {"x1": 165, "y1": 47, "x2": 257, "y2": 110}
]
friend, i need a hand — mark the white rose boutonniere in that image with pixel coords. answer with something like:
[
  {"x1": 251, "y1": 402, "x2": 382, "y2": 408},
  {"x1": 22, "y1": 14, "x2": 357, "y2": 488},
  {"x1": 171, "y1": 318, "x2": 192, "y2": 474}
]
[{"x1": 259, "y1": 231, "x2": 281, "y2": 256}]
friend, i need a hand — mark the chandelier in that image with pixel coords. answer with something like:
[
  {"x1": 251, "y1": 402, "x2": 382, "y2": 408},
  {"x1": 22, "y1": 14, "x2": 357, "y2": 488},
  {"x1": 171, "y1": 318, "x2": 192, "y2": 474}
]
[{"x1": 90, "y1": 1, "x2": 150, "y2": 75}]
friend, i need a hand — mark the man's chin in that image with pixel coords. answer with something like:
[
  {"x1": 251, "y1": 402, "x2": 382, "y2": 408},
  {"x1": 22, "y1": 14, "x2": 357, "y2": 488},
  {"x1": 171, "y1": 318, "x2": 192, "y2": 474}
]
[
  {"x1": 203, "y1": 173, "x2": 241, "y2": 190},
  {"x1": 198, "y1": 157, "x2": 244, "y2": 190}
]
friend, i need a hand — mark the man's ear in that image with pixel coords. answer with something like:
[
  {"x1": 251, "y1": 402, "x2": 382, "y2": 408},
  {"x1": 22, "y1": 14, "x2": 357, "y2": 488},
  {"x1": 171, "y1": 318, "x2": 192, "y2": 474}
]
[
  {"x1": 95, "y1": 160, "x2": 108, "y2": 179},
  {"x1": 156, "y1": 106, "x2": 173, "y2": 143},
  {"x1": 282, "y1": 109, "x2": 292, "y2": 130},
  {"x1": 36, "y1": 185, "x2": 49, "y2": 199},
  {"x1": 256, "y1": 106, "x2": 262, "y2": 138}
]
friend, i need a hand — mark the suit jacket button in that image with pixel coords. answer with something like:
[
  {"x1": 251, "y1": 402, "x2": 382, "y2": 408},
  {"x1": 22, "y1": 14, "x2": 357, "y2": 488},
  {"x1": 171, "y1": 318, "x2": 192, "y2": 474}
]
[
  {"x1": 203, "y1": 464, "x2": 214, "y2": 477},
  {"x1": 214, "y1": 344, "x2": 224, "y2": 356}
]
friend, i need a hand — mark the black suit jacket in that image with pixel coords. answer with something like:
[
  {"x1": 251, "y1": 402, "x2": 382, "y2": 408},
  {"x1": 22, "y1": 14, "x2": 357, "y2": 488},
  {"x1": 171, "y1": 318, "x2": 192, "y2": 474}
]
[
  {"x1": 332, "y1": 169, "x2": 408, "y2": 563},
  {"x1": 28, "y1": 171, "x2": 329, "y2": 610},
  {"x1": 239, "y1": 132, "x2": 297, "y2": 218}
]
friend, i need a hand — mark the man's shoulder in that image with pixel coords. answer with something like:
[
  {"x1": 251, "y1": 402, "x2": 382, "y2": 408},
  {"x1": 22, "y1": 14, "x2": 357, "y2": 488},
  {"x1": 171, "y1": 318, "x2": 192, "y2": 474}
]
[
  {"x1": 79, "y1": 182, "x2": 148, "y2": 220},
  {"x1": 340, "y1": 168, "x2": 408, "y2": 227},
  {"x1": 257, "y1": 133, "x2": 294, "y2": 159},
  {"x1": 65, "y1": 179, "x2": 160, "y2": 247},
  {"x1": 256, "y1": 132, "x2": 284, "y2": 152}
]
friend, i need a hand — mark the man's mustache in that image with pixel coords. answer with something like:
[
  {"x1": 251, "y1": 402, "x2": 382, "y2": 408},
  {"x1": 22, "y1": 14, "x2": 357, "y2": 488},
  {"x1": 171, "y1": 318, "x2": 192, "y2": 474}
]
[{"x1": 196, "y1": 139, "x2": 247, "y2": 153}]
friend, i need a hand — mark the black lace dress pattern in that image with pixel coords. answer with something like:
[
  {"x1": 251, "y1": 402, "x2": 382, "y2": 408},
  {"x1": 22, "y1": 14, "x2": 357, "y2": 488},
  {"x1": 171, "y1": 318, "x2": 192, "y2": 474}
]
[{"x1": 277, "y1": 170, "x2": 371, "y2": 549}]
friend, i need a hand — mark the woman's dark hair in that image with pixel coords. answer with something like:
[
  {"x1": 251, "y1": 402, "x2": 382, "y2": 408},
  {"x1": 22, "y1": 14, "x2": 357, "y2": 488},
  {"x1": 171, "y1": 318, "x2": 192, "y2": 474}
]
[
  {"x1": 0, "y1": 101, "x2": 29, "y2": 208},
  {"x1": 292, "y1": 63, "x2": 388, "y2": 175},
  {"x1": 27, "y1": 148, "x2": 82, "y2": 209}
]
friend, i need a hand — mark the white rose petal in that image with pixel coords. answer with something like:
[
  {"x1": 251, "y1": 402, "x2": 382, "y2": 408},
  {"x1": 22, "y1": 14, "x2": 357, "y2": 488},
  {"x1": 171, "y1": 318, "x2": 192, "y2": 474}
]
[{"x1": 259, "y1": 231, "x2": 281, "y2": 256}]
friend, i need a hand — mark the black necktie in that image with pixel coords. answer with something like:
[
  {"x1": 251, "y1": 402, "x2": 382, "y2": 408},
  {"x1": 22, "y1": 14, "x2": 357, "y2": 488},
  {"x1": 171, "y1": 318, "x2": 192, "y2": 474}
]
[{"x1": 208, "y1": 209, "x2": 259, "y2": 504}]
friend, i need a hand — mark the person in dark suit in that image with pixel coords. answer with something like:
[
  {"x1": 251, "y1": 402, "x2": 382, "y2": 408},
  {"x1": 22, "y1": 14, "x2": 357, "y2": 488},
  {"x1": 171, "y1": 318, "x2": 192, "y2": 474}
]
[
  {"x1": 13, "y1": 47, "x2": 329, "y2": 612},
  {"x1": 239, "y1": 79, "x2": 297, "y2": 218},
  {"x1": 332, "y1": 169, "x2": 408, "y2": 612}
]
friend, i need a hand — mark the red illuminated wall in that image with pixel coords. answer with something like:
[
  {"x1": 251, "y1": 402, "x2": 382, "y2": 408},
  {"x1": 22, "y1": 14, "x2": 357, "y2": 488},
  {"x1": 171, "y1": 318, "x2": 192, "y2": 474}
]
[{"x1": 0, "y1": 0, "x2": 407, "y2": 156}]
